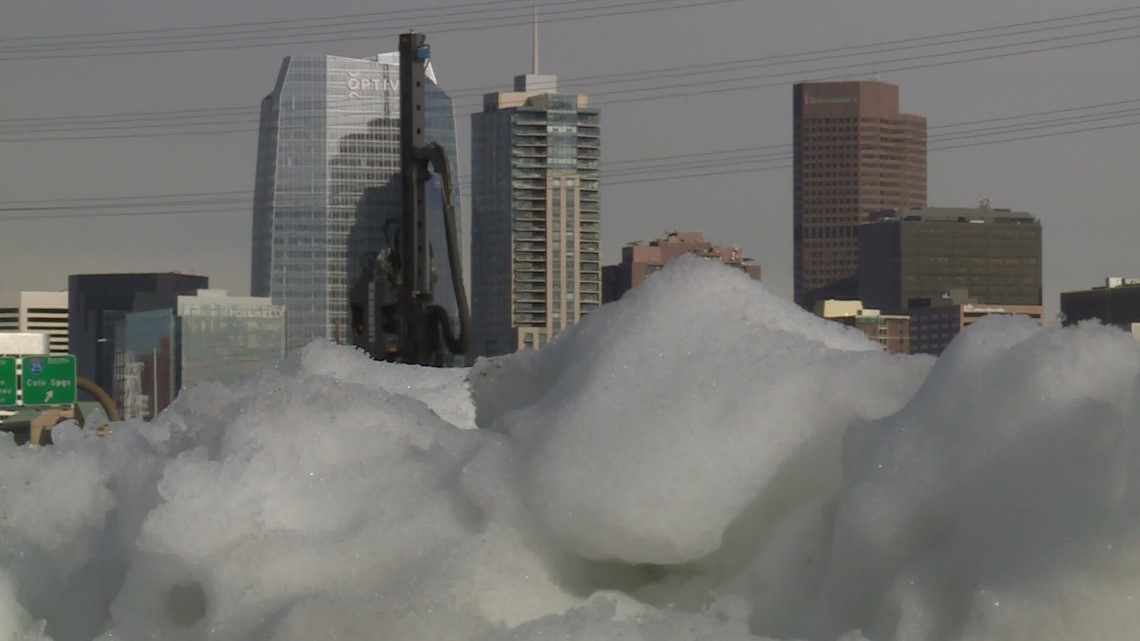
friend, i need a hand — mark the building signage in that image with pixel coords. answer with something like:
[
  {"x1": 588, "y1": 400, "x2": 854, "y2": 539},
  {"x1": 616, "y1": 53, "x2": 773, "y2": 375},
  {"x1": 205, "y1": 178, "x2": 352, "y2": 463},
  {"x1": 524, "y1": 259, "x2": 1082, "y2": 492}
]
[
  {"x1": 346, "y1": 72, "x2": 398, "y2": 98},
  {"x1": 0, "y1": 357, "x2": 15, "y2": 406},
  {"x1": 20, "y1": 355, "x2": 77, "y2": 406},
  {"x1": 962, "y1": 305, "x2": 1008, "y2": 314},
  {"x1": 804, "y1": 96, "x2": 858, "y2": 105}
]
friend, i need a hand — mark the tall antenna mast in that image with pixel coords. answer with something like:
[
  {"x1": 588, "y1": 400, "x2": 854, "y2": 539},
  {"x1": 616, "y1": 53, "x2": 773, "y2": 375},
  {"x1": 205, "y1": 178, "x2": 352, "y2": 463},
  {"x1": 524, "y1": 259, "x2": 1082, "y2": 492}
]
[{"x1": 532, "y1": 4, "x2": 540, "y2": 75}]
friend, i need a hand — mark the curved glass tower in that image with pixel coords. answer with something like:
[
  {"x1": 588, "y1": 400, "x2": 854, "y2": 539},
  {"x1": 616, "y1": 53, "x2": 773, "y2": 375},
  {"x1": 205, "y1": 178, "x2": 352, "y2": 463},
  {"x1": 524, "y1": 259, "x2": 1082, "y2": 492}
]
[{"x1": 252, "y1": 53, "x2": 462, "y2": 350}]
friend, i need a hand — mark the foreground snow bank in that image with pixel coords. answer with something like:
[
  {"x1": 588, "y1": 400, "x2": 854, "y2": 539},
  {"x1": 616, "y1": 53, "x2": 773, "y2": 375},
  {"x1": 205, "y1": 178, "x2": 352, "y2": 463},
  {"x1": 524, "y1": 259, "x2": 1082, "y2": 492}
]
[{"x1": 2, "y1": 257, "x2": 1139, "y2": 641}]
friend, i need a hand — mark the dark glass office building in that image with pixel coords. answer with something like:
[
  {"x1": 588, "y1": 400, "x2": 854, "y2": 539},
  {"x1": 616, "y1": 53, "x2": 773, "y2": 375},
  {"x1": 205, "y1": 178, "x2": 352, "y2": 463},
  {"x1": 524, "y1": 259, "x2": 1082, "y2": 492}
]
[
  {"x1": 857, "y1": 207, "x2": 1042, "y2": 312},
  {"x1": 68, "y1": 273, "x2": 208, "y2": 401},
  {"x1": 252, "y1": 53, "x2": 462, "y2": 350},
  {"x1": 1061, "y1": 279, "x2": 1140, "y2": 328}
]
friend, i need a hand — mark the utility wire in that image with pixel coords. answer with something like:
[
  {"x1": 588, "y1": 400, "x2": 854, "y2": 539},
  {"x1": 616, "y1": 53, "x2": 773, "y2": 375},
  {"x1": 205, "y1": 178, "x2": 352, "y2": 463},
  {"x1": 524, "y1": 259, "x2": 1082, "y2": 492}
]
[
  {"x1": 4, "y1": 5, "x2": 1139, "y2": 133},
  {"x1": 0, "y1": 0, "x2": 745, "y2": 60},
  {"x1": 2, "y1": 104, "x2": 1137, "y2": 218},
  {"x1": 0, "y1": 0, "x2": 597, "y2": 43},
  {"x1": 4, "y1": 23, "x2": 1138, "y2": 141}
]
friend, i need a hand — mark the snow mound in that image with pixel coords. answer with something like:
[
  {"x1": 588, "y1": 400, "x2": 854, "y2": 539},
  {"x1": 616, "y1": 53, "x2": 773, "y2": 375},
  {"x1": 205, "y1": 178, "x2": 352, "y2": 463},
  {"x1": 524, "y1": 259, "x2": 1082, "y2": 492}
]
[{"x1": 2, "y1": 258, "x2": 1139, "y2": 641}]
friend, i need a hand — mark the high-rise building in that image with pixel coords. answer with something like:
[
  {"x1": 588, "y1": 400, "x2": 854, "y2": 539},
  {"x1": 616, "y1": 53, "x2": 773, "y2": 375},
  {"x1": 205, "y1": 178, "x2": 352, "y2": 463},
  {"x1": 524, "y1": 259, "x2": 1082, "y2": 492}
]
[
  {"x1": 0, "y1": 291, "x2": 69, "y2": 354},
  {"x1": 69, "y1": 273, "x2": 208, "y2": 402},
  {"x1": 857, "y1": 206, "x2": 1042, "y2": 312},
  {"x1": 117, "y1": 289, "x2": 286, "y2": 419},
  {"x1": 252, "y1": 53, "x2": 462, "y2": 350},
  {"x1": 793, "y1": 80, "x2": 926, "y2": 309},
  {"x1": 470, "y1": 29, "x2": 601, "y2": 356},
  {"x1": 602, "y1": 231, "x2": 761, "y2": 303}
]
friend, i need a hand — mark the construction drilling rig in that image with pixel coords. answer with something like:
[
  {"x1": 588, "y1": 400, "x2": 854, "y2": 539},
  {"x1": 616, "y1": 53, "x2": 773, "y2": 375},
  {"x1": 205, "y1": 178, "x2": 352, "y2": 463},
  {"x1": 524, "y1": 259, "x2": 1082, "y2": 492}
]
[{"x1": 349, "y1": 32, "x2": 470, "y2": 366}]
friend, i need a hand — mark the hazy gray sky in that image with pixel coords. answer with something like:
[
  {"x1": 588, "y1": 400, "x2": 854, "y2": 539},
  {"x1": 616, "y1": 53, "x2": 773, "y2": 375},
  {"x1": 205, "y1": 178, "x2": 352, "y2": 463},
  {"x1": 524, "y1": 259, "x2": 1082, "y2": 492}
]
[{"x1": 2, "y1": 0, "x2": 1138, "y2": 316}]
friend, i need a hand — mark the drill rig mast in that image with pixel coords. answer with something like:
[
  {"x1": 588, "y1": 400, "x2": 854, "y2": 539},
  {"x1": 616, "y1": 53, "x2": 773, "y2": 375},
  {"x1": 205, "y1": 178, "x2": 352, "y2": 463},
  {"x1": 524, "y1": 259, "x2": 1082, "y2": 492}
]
[{"x1": 349, "y1": 32, "x2": 470, "y2": 366}]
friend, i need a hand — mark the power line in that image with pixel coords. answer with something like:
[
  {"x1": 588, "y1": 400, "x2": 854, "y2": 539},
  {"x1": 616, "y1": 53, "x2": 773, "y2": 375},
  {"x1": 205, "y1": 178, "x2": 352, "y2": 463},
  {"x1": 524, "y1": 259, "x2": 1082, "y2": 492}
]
[
  {"x1": 0, "y1": 0, "x2": 582, "y2": 43},
  {"x1": 5, "y1": 21, "x2": 1139, "y2": 142},
  {"x1": 0, "y1": 0, "x2": 745, "y2": 60},
  {"x1": 606, "y1": 116, "x2": 1140, "y2": 185},
  {"x1": 2, "y1": 103, "x2": 1137, "y2": 219},
  {"x1": 531, "y1": 4, "x2": 1140, "y2": 90},
  {"x1": 593, "y1": 24, "x2": 1140, "y2": 106},
  {"x1": 4, "y1": 4, "x2": 1137, "y2": 128}
]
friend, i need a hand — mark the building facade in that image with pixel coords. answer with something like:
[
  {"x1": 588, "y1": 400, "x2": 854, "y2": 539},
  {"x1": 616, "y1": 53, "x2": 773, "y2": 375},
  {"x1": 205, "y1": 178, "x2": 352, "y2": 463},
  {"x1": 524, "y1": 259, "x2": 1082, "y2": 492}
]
[
  {"x1": 471, "y1": 66, "x2": 601, "y2": 356},
  {"x1": 857, "y1": 206, "x2": 1042, "y2": 312},
  {"x1": 0, "y1": 291, "x2": 69, "y2": 354},
  {"x1": 602, "y1": 231, "x2": 761, "y2": 303},
  {"x1": 117, "y1": 290, "x2": 286, "y2": 419},
  {"x1": 815, "y1": 299, "x2": 910, "y2": 355},
  {"x1": 252, "y1": 53, "x2": 462, "y2": 350},
  {"x1": 1060, "y1": 278, "x2": 1140, "y2": 330},
  {"x1": 909, "y1": 295, "x2": 1044, "y2": 356},
  {"x1": 69, "y1": 273, "x2": 208, "y2": 402},
  {"x1": 793, "y1": 80, "x2": 926, "y2": 310}
]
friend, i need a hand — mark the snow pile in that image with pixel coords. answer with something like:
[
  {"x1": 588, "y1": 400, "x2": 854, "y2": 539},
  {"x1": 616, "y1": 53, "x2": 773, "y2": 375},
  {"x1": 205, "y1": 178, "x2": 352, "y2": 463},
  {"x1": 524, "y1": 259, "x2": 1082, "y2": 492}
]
[{"x1": 2, "y1": 257, "x2": 1140, "y2": 641}]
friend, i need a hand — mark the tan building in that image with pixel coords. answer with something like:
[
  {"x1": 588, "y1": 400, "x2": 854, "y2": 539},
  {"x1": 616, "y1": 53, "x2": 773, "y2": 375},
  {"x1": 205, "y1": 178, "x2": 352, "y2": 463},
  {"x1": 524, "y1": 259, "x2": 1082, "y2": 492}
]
[
  {"x1": 602, "y1": 231, "x2": 761, "y2": 302},
  {"x1": 470, "y1": 33, "x2": 601, "y2": 355},
  {"x1": 0, "y1": 291, "x2": 69, "y2": 354},
  {"x1": 815, "y1": 299, "x2": 910, "y2": 355},
  {"x1": 793, "y1": 80, "x2": 926, "y2": 310},
  {"x1": 910, "y1": 290, "x2": 1043, "y2": 355}
]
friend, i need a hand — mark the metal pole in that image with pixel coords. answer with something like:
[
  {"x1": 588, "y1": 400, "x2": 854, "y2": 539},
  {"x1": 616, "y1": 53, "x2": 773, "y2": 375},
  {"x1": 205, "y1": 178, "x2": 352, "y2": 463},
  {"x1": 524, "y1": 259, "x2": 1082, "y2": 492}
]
[
  {"x1": 152, "y1": 347, "x2": 158, "y2": 419},
  {"x1": 399, "y1": 32, "x2": 434, "y2": 364}
]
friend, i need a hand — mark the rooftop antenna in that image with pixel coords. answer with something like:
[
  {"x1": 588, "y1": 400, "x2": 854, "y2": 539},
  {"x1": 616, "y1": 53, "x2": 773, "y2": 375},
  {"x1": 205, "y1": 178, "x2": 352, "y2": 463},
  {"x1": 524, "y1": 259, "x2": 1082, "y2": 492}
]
[{"x1": 532, "y1": 4, "x2": 540, "y2": 75}]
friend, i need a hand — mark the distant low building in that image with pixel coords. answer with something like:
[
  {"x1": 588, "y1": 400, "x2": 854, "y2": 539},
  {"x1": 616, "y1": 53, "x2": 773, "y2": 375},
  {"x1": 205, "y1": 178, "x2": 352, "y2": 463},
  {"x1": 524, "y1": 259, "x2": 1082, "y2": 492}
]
[
  {"x1": 603, "y1": 231, "x2": 761, "y2": 303},
  {"x1": 815, "y1": 299, "x2": 910, "y2": 355},
  {"x1": 70, "y1": 273, "x2": 209, "y2": 405},
  {"x1": 1060, "y1": 278, "x2": 1140, "y2": 332},
  {"x1": 116, "y1": 290, "x2": 286, "y2": 420},
  {"x1": 909, "y1": 289, "x2": 1043, "y2": 356},
  {"x1": 0, "y1": 291, "x2": 69, "y2": 354}
]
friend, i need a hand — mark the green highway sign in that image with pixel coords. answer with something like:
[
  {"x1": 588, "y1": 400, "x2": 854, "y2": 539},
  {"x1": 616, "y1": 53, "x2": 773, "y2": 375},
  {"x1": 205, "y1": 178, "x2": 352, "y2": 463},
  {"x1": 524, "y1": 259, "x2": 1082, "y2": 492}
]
[
  {"x1": 0, "y1": 357, "x2": 15, "y2": 406},
  {"x1": 21, "y1": 355, "x2": 77, "y2": 406}
]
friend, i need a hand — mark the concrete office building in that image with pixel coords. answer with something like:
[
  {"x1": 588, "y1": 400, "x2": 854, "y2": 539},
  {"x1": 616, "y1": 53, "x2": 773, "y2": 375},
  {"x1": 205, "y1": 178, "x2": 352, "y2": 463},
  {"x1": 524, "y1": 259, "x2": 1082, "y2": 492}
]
[
  {"x1": 1061, "y1": 278, "x2": 1140, "y2": 331},
  {"x1": 0, "y1": 291, "x2": 69, "y2": 354},
  {"x1": 69, "y1": 273, "x2": 208, "y2": 403},
  {"x1": 470, "y1": 32, "x2": 601, "y2": 355},
  {"x1": 252, "y1": 52, "x2": 462, "y2": 350},
  {"x1": 815, "y1": 299, "x2": 910, "y2": 355},
  {"x1": 793, "y1": 80, "x2": 926, "y2": 310},
  {"x1": 858, "y1": 206, "x2": 1042, "y2": 313},
  {"x1": 117, "y1": 290, "x2": 286, "y2": 420},
  {"x1": 602, "y1": 231, "x2": 761, "y2": 303},
  {"x1": 909, "y1": 290, "x2": 1044, "y2": 356}
]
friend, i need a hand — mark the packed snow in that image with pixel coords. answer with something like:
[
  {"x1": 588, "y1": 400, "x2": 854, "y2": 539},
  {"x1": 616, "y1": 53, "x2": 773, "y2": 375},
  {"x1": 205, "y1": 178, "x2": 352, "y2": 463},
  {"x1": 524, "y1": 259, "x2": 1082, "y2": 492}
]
[{"x1": 4, "y1": 256, "x2": 1140, "y2": 641}]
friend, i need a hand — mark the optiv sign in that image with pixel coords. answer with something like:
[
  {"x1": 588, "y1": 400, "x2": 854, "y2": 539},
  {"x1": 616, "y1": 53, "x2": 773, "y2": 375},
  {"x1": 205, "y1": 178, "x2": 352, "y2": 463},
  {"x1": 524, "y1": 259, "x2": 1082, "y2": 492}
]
[{"x1": 346, "y1": 71, "x2": 398, "y2": 98}]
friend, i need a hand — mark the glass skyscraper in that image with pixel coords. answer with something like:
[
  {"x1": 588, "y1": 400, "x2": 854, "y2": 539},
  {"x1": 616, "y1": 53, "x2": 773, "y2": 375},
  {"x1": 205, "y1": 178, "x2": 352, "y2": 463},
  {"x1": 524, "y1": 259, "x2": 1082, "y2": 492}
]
[
  {"x1": 471, "y1": 69, "x2": 601, "y2": 357},
  {"x1": 252, "y1": 53, "x2": 462, "y2": 350}
]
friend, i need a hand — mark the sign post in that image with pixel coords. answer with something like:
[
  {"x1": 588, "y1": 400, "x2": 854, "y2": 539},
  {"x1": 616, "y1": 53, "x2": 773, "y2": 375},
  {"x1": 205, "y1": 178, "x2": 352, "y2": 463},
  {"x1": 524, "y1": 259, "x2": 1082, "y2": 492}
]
[
  {"x1": 0, "y1": 357, "x2": 16, "y2": 406},
  {"x1": 20, "y1": 355, "x2": 77, "y2": 406}
]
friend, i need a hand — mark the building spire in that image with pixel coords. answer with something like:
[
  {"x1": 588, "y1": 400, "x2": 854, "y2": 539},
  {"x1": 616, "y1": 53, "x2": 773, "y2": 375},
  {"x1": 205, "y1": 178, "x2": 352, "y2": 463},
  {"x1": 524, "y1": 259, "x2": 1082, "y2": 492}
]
[{"x1": 532, "y1": 4, "x2": 540, "y2": 75}]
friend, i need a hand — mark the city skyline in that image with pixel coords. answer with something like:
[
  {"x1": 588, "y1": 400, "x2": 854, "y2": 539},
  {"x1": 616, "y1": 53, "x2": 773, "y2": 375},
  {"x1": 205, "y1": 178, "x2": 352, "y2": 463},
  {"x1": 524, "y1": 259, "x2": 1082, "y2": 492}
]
[{"x1": 2, "y1": 1, "x2": 1139, "y2": 318}]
